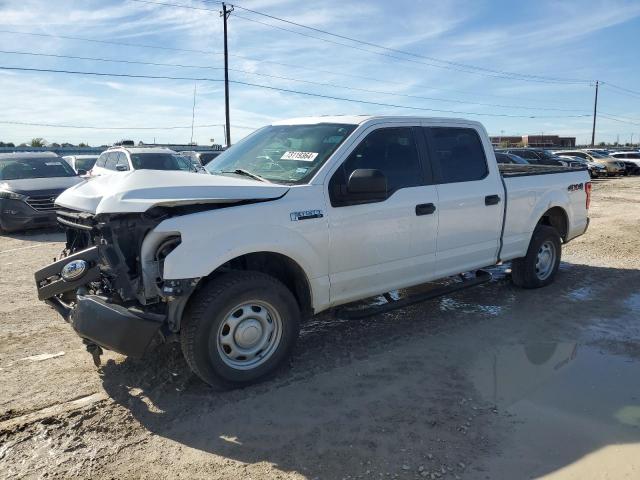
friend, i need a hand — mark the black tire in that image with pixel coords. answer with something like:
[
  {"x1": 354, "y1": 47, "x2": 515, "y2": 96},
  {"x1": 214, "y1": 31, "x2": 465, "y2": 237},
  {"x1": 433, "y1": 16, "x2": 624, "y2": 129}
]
[
  {"x1": 511, "y1": 225, "x2": 561, "y2": 289},
  {"x1": 181, "y1": 271, "x2": 300, "y2": 388}
]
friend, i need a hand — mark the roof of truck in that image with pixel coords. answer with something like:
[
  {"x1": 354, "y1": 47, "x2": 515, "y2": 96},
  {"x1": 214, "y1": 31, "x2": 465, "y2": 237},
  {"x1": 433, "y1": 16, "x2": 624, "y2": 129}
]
[{"x1": 272, "y1": 115, "x2": 480, "y2": 127}]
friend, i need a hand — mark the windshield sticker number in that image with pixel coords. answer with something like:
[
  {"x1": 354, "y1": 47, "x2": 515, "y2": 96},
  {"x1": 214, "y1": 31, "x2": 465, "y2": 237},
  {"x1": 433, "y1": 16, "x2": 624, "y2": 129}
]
[
  {"x1": 45, "y1": 162, "x2": 63, "y2": 166},
  {"x1": 281, "y1": 151, "x2": 318, "y2": 162}
]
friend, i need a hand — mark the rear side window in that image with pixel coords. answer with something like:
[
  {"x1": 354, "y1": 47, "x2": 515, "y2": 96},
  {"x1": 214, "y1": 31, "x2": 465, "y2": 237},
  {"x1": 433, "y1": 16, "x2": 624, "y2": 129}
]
[
  {"x1": 95, "y1": 153, "x2": 107, "y2": 168},
  {"x1": 495, "y1": 152, "x2": 512, "y2": 164},
  {"x1": 116, "y1": 152, "x2": 130, "y2": 170},
  {"x1": 329, "y1": 127, "x2": 424, "y2": 205},
  {"x1": 511, "y1": 150, "x2": 537, "y2": 160},
  {"x1": 425, "y1": 127, "x2": 488, "y2": 183}
]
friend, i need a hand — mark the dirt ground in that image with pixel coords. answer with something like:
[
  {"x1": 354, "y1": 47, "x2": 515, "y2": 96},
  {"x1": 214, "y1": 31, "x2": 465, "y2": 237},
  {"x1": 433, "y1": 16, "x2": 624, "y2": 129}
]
[{"x1": 1, "y1": 176, "x2": 639, "y2": 479}]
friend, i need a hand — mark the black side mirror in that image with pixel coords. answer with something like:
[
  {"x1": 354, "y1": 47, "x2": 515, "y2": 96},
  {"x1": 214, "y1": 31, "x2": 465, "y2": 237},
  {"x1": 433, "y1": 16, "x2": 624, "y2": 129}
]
[
  {"x1": 347, "y1": 168, "x2": 387, "y2": 200},
  {"x1": 77, "y1": 169, "x2": 87, "y2": 176},
  {"x1": 115, "y1": 164, "x2": 128, "y2": 171}
]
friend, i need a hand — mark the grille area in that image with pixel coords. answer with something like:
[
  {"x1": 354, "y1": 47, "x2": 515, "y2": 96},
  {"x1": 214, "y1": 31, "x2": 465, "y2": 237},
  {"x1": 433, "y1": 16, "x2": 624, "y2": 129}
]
[
  {"x1": 57, "y1": 208, "x2": 96, "y2": 230},
  {"x1": 26, "y1": 195, "x2": 57, "y2": 212}
]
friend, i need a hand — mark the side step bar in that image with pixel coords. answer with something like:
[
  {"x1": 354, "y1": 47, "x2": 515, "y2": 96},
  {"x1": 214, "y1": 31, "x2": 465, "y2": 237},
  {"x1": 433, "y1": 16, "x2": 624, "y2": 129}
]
[{"x1": 335, "y1": 270, "x2": 492, "y2": 320}]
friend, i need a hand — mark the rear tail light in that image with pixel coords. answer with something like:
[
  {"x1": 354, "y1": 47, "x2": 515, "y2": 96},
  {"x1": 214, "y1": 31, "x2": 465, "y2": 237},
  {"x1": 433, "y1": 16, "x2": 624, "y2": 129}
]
[{"x1": 585, "y1": 181, "x2": 592, "y2": 209}]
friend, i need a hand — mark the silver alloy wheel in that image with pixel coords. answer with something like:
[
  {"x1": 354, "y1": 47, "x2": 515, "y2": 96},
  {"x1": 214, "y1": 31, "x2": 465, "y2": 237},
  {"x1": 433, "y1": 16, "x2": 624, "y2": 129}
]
[
  {"x1": 535, "y1": 240, "x2": 556, "y2": 280},
  {"x1": 216, "y1": 300, "x2": 283, "y2": 370}
]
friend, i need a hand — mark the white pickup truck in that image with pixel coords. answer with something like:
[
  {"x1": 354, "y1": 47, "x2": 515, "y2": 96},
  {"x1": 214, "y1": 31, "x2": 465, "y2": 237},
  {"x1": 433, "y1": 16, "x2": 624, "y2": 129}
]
[{"x1": 35, "y1": 116, "x2": 591, "y2": 387}]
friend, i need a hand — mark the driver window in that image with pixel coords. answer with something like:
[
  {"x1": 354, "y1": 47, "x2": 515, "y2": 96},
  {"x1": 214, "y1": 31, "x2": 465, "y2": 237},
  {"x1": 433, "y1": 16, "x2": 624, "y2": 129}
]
[{"x1": 329, "y1": 127, "x2": 423, "y2": 206}]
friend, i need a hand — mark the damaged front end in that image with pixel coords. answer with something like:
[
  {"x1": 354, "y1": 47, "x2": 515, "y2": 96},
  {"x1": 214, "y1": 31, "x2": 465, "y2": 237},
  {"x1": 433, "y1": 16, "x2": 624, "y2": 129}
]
[{"x1": 34, "y1": 207, "x2": 198, "y2": 359}]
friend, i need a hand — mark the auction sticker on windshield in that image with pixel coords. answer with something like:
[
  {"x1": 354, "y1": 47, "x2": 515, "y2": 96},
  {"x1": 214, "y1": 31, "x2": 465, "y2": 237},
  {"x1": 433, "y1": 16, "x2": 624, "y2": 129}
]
[{"x1": 280, "y1": 151, "x2": 318, "y2": 161}]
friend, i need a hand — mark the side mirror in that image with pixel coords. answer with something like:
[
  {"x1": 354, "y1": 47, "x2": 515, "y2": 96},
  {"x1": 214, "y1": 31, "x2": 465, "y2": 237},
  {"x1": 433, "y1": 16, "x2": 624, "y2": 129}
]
[
  {"x1": 77, "y1": 169, "x2": 87, "y2": 176},
  {"x1": 347, "y1": 168, "x2": 387, "y2": 199},
  {"x1": 116, "y1": 164, "x2": 128, "y2": 171}
]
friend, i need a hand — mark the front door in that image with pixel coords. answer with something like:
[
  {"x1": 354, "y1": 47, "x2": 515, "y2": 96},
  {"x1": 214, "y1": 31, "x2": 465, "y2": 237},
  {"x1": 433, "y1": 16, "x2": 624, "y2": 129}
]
[{"x1": 326, "y1": 125, "x2": 438, "y2": 306}]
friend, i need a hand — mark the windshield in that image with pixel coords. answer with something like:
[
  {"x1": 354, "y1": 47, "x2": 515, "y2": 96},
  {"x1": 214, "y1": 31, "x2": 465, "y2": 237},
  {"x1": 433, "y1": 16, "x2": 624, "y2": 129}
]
[
  {"x1": 75, "y1": 157, "x2": 97, "y2": 171},
  {"x1": 0, "y1": 157, "x2": 76, "y2": 180},
  {"x1": 587, "y1": 151, "x2": 607, "y2": 159},
  {"x1": 205, "y1": 123, "x2": 357, "y2": 184},
  {"x1": 130, "y1": 153, "x2": 190, "y2": 171}
]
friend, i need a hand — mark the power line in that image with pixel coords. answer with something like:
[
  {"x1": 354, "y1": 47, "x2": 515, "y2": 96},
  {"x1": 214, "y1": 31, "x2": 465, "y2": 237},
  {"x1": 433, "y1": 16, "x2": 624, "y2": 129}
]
[
  {"x1": 0, "y1": 28, "x2": 580, "y2": 105},
  {"x1": 0, "y1": 65, "x2": 593, "y2": 119},
  {"x1": 133, "y1": 0, "x2": 591, "y2": 85},
  {"x1": 0, "y1": 120, "x2": 257, "y2": 130},
  {"x1": 599, "y1": 114, "x2": 640, "y2": 127},
  {"x1": 218, "y1": 1, "x2": 592, "y2": 85},
  {"x1": 602, "y1": 82, "x2": 640, "y2": 97},
  {"x1": 0, "y1": 28, "x2": 410, "y2": 86},
  {"x1": 601, "y1": 82, "x2": 640, "y2": 100},
  {"x1": 0, "y1": 49, "x2": 589, "y2": 113}
]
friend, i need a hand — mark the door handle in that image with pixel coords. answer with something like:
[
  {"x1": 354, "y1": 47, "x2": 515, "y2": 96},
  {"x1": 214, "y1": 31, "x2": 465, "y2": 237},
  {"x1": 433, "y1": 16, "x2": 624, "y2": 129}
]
[
  {"x1": 415, "y1": 203, "x2": 436, "y2": 216},
  {"x1": 485, "y1": 195, "x2": 501, "y2": 206}
]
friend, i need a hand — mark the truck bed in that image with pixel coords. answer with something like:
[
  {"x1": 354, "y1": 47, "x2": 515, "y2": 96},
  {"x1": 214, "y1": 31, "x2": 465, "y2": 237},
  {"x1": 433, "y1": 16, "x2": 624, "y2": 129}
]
[{"x1": 499, "y1": 164, "x2": 587, "y2": 177}]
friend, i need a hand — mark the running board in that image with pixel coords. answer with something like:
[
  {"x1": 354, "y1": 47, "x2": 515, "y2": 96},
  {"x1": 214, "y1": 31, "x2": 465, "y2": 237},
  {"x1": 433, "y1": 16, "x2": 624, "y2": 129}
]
[{"x1": 335, "y1": 270, "x2": 492, "y2": 320}]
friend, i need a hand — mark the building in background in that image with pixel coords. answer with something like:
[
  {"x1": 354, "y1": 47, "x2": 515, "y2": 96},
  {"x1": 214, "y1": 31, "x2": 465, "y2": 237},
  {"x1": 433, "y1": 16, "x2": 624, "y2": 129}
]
[{"x1": 490, "y1": 134, "x2": 576, "y2": 148}]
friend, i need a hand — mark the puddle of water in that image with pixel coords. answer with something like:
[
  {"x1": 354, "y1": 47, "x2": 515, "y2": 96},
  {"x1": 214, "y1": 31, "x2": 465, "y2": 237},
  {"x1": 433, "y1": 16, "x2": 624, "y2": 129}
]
[
  {"x1": 472, "y1": 343, "x2": 640, "y2": 478},
  {"x1": 567, "y1": 286, "x2": 594, "y2": 301},
  {"x1": 439, "y1": 296, "x2": 503, "y2": 317},
  {"x1": 625, "y1": 293, "x2": 640, "y2": 311}
]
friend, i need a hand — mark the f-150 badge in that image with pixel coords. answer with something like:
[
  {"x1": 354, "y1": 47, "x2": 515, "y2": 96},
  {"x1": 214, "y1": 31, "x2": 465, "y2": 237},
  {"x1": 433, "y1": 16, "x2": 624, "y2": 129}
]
[{"x1": 290, "y1": 210, "x2": 324, "y2": 221}]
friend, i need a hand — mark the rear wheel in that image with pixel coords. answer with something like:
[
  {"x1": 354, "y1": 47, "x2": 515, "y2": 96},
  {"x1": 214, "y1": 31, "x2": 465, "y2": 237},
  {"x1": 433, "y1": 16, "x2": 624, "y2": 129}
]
[
  {"x1": 181, "y1": 271, "x2": 301, "y2": 388},
  {"x1": 511, "y1": 225, "x2": 561, "y2": 289}
]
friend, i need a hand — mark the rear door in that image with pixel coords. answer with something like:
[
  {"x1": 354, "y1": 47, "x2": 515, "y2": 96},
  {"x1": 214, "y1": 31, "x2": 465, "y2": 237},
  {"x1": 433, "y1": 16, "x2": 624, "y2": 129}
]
[
  {"x1": 326, "y1": 124, "x2": 439, "y2": 305},
  {"x1": 423, "y1": 125, "x2": 504, "y2": 277}
]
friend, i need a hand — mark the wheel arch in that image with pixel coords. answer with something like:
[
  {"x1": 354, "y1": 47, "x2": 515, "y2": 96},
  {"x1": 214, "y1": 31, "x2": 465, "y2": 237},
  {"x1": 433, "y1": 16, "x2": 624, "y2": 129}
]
[
  {"x1": 195, "y1": 251, "x2": 314, "y2": 318},
  {"x1": 537, "y1": 206, "x2": 569, "y2": 241}
]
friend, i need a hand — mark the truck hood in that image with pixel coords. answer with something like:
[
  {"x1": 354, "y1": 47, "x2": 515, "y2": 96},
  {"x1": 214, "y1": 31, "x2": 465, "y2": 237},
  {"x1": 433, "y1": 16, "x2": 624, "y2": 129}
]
[{"x1": 55, "y1": 170, "x2": 289, "y2": 214}]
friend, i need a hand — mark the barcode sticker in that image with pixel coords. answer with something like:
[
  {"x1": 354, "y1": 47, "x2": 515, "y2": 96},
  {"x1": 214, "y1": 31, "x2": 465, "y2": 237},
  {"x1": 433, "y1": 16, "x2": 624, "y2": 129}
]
[{"x1": 280, "y1": 151, "x2": 318, "y2": 162}]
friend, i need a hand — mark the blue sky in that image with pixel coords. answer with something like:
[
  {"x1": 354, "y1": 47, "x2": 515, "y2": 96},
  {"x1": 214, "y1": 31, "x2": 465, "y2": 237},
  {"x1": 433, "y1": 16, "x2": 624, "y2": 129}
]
[{"x1": 1, "y1": 0, "x2": 639, "y2": 146}]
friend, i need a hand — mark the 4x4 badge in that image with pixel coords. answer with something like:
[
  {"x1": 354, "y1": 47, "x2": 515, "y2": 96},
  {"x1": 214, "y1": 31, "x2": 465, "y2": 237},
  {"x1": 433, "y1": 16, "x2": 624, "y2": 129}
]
[{"x1": 290, "y1": 210, "x2": 324, "y2": 221}]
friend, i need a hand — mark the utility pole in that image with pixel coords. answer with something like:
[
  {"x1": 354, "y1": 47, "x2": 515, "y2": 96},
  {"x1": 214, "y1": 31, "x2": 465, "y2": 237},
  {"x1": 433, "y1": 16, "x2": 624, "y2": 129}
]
[
  {"x1": 591, "y1": 80, "x2": 599, "y2": 147},
  {"x1": 190, "y1": 82, "x2": 197, "y2": 145},
  {"x1": 221, "y1": 2, "x2": 233, "y2": 148}
]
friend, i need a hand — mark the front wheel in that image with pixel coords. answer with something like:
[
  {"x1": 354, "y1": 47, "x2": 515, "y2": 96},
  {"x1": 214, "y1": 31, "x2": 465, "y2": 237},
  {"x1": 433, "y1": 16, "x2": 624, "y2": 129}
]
[
  {"x1": 181, "y1": 271, "x2": 301, "y2": 388},
  {"x1": 511, "y1": 225, "x2": 561, "y2": 289}
]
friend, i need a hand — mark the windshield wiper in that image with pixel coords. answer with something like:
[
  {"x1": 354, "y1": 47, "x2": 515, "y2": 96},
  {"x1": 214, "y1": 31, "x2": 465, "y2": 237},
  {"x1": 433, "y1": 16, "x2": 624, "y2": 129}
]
[{"x1": 220, "y1": 169, "x2": 270, "y2": 183}]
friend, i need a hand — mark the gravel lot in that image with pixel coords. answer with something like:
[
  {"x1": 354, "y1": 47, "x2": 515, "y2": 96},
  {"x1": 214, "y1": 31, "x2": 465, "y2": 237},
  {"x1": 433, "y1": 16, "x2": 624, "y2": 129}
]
[{"x1": 1, "y1": 176, "x2": 639, "y2": 479}]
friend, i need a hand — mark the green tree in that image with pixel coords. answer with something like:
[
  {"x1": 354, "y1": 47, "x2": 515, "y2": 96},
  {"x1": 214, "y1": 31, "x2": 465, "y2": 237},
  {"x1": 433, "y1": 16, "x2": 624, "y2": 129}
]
[
  {"x1": 30, "y1": 138, "x2": 46, "y2": 147},
  {"x1": 78, "y1": 142, "x2": 89, "y2": 147}
]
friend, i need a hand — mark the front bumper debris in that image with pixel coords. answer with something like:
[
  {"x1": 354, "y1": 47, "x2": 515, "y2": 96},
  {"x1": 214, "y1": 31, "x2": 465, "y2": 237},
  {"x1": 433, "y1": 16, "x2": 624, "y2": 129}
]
[
  {"x1": 70, "y1": 295, "x2": 164, "y2": 357},
  {"x1": 34, "y1": 246, "x2": 101, "y2": 300}
]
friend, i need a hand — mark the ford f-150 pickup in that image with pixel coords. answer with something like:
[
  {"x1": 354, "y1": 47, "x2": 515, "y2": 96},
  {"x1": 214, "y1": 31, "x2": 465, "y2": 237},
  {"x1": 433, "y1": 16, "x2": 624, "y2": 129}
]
[{"x1": 35, "y1": 116, "x2": 591, "y2": 387}]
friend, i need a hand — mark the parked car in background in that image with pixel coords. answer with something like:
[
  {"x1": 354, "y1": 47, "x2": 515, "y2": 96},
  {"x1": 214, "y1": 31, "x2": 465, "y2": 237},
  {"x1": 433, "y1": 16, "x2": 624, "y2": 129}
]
[
  {"x1": 179, "y1": 150, "x2": 223, "y2": 167},
  {"x1": 90, "y1": 147, "x2": 193, "y2": 177},
  {"x1": 495, "y1": 152, "x2": 529, "y2": 165},
  {"x1": 608, "y1": 151, "x2": 640, "y2": 175},
  {"x1": 555, "y1": 154, "x2": 606, "y2": 178},
  {"x1": 497, "y1": 148, "x2": 564, "y2": 166},
  {"x1": 62, "y1": 155, "x2": 99, "y2": 176},
  {"x1": 553, "y1": 150, "x2": 625, "y2": 176},
  {"x1": 0, "y1": 152, "x2": 83, "y2": 232}
]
